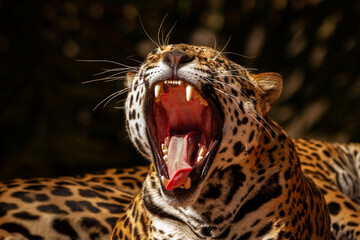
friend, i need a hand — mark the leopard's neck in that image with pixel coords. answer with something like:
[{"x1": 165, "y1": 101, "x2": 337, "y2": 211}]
[
  {"x1": 112, "y1": 122, "x2": 329, "y2": 239},
  {"x1": 136, "y1": 121, "x2": 312, "y2": 239}
]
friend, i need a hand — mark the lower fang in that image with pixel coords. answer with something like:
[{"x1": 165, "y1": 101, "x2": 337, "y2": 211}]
[
  {"x1": 198, "y1": 145, "x2": 207, "y2": 157},
  {"x1": 184, "y1": 177, "x2": 191, "y2": 189}
]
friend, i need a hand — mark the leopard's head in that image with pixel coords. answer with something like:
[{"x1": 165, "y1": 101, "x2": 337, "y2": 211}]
[{"x1": 125, "y1": 44, "x2": 282, "y2": 206}]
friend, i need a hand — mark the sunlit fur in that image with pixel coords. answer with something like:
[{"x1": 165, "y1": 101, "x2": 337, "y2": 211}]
[{"x1": 117, "y1": 44, "x2": 335, "y2": 239}]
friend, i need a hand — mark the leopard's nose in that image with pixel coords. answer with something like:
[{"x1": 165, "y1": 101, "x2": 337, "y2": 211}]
[{"x1": 163, "y1": 50, "x2": 193, "y2": 78}]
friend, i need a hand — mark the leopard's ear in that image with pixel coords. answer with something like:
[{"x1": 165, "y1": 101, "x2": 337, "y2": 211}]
[
  {"x1": 252, "y1": 72, "x2": 282, "y2": 113},
  {"x1": 126, "y1": 72, "x2": 136, "y2": 87}
]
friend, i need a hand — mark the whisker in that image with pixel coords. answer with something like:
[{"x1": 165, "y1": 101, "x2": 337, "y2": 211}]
[
  {"x1": 212, "y1": 35, "x2": 231, "y2": 61},
  {"x1": 253, "y1": 111, "x2": 279, "y2": 136},
  {"x1": 93, "y1": 82, "x2": 145, "y2": 110},
  {"x1": 126, "y1": 56, "x2": 143, "y2": 64},
  {"x1": 82, "y1": 73, "x2": 127, "y2": 84},
  {"x1": 213, "y1": 72, "x2": 265, "y2": 94},
  {"x1": 139, "y1": 15, "x2": 160, "y2": 48},
  {"x1": 165, "y1": 21, "x2": 177, "y2": 45},
  {"x1": 76, "y1": 59, "x2": 138, "y2": 70},
  {"x1": 205, "y1": 77, "x2": 276, "y2": 138},
  {"x1": 158, "y1": 14, "x2": 168, "y2": 46},
  {"x1": 211, "y1": 32, "x2": 218, "y2": 51},
  {"x1": 114, "y1": 106, "x2": 127, "y2": 110},
  {"x1": 93, "y1": 68, "x2": 131, "y2": 77},
  {"x1": 222, "y1": 51, "x2": 255, "y2": 59},
  {"x1": 114, "y1": 98, "x2": 128, "y2": 110},
  {"x1": 206, "y1": 77, "x2": 251, "y2": 100},
  {"x1": 248, "y1": 112, "x2": 274, "y2": 140},
  {"x1": 116, "y1": 98, "x2": 127, "y2": 104}
]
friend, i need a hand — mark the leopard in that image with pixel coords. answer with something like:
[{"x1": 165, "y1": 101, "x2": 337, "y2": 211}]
[
  {"x1": 1, "y1": 43, "x2": 360, "y2": 240},
  {"x1": 111, "y1": 43, "x2": 360, "y2": 240}
]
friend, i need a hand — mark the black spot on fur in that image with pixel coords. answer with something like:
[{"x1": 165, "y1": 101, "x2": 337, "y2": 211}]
[
  {"x1": 344, "y1": 201, "x2": 357, "y2": 212},
  {"x1": 248, "y1": 130, "x2": 255, "y2": 142},
  {"x1": 128, "y1": 109, "x2": 136, "y2": 120},
  {"x1": 97, "y1": 202, "x2": 125, "y2": 214},
  {"x1": 237, "y1": 231, "x2": 252, "y2": 240},
  {"x1": 35, "y1": 193, "x2": 49, "y2": 201},
  {"x1": 24, "y1": 185, "x2": 46, "y2": 191},
  {"x1": 79, "y1": 189, "x2": 108, "y2": 200},
  {"x1": 13, "y1": 211, "x2": 40, "y2": 220},
  {"x1": 327, "y1": 202, "x2": 340, "y2": 215},
  {"x1": 106, "y1": 217, "x2": 119, "y2": 228},
  {"x1": 91, "y1": 185, "x2": 114, "y2": 193},
  {"x1": 233, "y1": 141, "x2": 244, "y2": 156},
  {"x1": 65, "y1": 200, "x2": 100, "y2": 213},
  {"x1": 51, "y1": 186, "x2": 73, "y2": 196},
  {"x1": 257, "y1": 221, "x2": 273, "y2": 237},
  {"x1": 203, "y1": 184, "x2": 221, "y2": 199},
  {"x1": 81, "y1": 217, "x2": 109, "y2": 234},
  {"x1": 53, "y1": 219, "x2": 78, "y2": 239},
  {"x1": 0, "y1": 223, "x2": 43, "y2": 240},
  {"x1": 233, "y1": 173, "x2": 282, "y2": 223},
  {"x1": 0, "y1": 202, "x2": 18, "y2": 217},
  {"x1": 37, "y1": 204, "x2": 68, "y2": 214},
  {"x1": 11, "y1": 191, "x2": 35, "y2": 203}
]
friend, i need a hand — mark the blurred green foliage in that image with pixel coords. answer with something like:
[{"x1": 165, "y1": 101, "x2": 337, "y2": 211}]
[{"x1": 0, "y1": 0, "x2": 359, "y2": 180}]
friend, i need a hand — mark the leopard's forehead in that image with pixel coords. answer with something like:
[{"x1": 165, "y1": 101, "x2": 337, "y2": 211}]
[
  {"x1": 144, "y1": 43, "x2": 235, "y2": 69},
  {"x1": 152, "y1": 44, "x2": 219, "y2": 55}
]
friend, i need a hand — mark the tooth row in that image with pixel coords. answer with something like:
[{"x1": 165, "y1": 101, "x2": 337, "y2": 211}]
[
  {"x1": 154, "y1": 81, "x2": 208, "y2": 105},
  {"x1": 161, "y1": 143, "x2": 168, "y2": 163},
  {"x1": 164, "y1": 80, "x2": 182, "y2": 85}
]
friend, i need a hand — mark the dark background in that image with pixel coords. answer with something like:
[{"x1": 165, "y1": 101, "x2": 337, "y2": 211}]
[{"x1": 0, "y1": 0, "x2": 359, "y2": 180}]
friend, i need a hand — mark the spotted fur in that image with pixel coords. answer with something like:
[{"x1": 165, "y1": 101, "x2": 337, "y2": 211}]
[
  {"x1": 0, "y1": 167, "x2": 148, "y2": 240},
  {"x1": 113, "y1": 44, "x2": 360, "y2": 240}
]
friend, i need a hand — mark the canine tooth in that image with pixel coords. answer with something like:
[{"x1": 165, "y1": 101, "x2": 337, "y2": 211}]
[
  {"x1": 198, "y1": 145, "x2": 207, "y2": 157},
  {"x1": 186, "y1": 84, "x2": 194, "y2": 102},
  {"x1": 161, "y1": 143, "x2": 168, "y2": 154},
  {"x1": 161, "y1": 176, "x2": 169, "y2": 187},
  {"x1": 154, "y1": 83, "x2": 162, "y2": 101},
  {"x1": 184, "y1": 177, "x2": 191, "y2": 189},
  {"x1": 163, "y1": 154, "x2": 168, "y2": 163},
  {"x1": 196, "y1": 156, "x2": 204, "y2": 163}
]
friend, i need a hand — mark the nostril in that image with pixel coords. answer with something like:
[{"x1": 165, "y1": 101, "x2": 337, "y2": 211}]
[{"x1": 163, "y1": 50, "x2": 194, "y2": 69}]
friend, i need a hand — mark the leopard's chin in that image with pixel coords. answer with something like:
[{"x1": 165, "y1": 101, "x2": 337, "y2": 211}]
[{"x1": 146, "y1": 79, "x2": 223, "y2": 202}]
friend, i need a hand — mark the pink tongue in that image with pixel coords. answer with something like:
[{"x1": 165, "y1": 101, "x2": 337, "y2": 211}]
[{"x1": 165, "y1": 132, "x2": 200, "y2": 190}]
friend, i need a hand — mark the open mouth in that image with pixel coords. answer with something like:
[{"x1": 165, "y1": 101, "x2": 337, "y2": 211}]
[{"x1": 147, "y1": 80, "x2": 223, "y2": 195}]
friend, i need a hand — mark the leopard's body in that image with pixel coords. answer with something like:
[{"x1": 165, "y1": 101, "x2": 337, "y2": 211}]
[
  {"x1": 1, "y1": 44, "x2": 360, "y2": 240},
  {"x1": 0, "y1": 167, "x2": 148, "y2": 240}
]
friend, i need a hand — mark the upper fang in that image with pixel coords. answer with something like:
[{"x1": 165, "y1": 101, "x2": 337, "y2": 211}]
[
  {"x1": 186, "y1": 84, "x2": 193, "y2": 102},
  {"x1": 154, "y1": 83, "x2": 162, "y2": 98}
]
